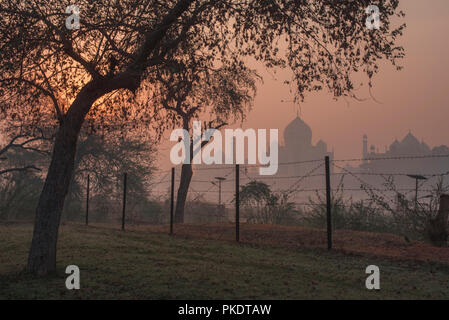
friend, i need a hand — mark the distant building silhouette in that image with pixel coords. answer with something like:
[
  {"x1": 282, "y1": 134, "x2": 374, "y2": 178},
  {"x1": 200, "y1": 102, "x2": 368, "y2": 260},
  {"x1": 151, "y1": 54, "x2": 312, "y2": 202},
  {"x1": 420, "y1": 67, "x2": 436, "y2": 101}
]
[
  {"x1": 185, "y1": 119, "x2": 448, "y2": 205},
  {"x1": 359, "y1": 132, "x2": 449, "y2": 175},
  {"x1": 278, "y1": 115, "x2": 333, "y2": 177}
]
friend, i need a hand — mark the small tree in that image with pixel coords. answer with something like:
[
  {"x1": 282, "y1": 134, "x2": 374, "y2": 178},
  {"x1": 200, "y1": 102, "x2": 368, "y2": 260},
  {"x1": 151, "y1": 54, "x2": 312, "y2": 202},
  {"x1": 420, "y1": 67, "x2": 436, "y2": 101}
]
[
  {"x1": 64, "y1": 130, "x2": 156, "y2": 222},
  {"x1": 154, "y1": 56, "x2": 258, "y2": 223},
  {"x1": 0, "y1": 123, "x2": 52, "y2": 220},
  {"x1": 240, "y1": 180, "x2": 297, "y2": 224},
  {"x1": 0, "y1": 131, "x2": 51, "y2": 176}
]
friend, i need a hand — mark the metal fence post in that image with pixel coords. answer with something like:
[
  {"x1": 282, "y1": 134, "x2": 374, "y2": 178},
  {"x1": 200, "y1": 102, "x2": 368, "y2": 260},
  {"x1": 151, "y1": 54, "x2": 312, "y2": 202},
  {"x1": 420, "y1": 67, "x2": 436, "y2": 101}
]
[
  {"x1": 85, "y1": 174, "x2": 89, "y2": 226},
  {"x1": 325, "y1": 156, "x2": 332, "y2": 250},
  {"x1": 170, "y1": 167, "x2": 175, "y2": 235},
  {"x1": 122, "y1": 173, "x2": 127, "y2": 231},
  {"x1": 236, "y1": 164, "x2": 240, "y2": 242}
]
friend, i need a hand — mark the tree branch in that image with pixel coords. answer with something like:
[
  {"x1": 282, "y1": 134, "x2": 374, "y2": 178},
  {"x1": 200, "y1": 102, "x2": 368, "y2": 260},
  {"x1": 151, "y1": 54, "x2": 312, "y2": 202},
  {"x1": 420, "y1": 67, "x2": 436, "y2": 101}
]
[{"x1": 0, "y1": 165, "x2": 41, "y2": 176}]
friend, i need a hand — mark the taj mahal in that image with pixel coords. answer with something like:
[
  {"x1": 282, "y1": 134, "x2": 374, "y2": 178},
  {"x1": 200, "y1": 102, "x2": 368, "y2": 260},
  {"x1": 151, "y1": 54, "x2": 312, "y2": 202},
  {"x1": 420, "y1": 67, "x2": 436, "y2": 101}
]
[
  {"x1": 272, "y1": 115, "x2": 449, "y2": 199},
  {"x1": 276, "y1": 115, "x2": 449, "y2": 177},
  {"x1": 277, "y1": 115, "x2": 333, "y2": 177}
]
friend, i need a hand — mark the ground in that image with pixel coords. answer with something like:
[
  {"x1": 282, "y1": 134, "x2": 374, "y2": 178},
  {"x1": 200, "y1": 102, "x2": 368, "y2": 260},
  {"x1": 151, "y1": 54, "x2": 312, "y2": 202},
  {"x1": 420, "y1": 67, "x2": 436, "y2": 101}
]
[{"x1": 1, "y1": 222, "x2": 449, "y2": 299}]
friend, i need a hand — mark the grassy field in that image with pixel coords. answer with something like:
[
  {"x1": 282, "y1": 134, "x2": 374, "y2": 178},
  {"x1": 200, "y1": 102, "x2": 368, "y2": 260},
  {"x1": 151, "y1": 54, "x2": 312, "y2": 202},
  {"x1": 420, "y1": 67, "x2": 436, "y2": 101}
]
[{"x1": 1, "y1": 222, "x2": 449, "y2": 299}]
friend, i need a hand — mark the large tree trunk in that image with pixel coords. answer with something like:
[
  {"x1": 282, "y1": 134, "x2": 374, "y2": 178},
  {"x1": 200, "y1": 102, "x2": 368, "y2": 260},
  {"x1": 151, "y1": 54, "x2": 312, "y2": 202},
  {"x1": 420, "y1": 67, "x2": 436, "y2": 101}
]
[
  {"x1": 26, "y1": 83, "x2": 103, "y2": 275},
  {"x1": 26, "y1": 123, "x2": 81, "y2": 275},
  {"x1": 174, "y1": 163, "x2": 193, "y2": 223},
  {"x1": 24, "y1": 0, "x2": 194, "y2": 275}
]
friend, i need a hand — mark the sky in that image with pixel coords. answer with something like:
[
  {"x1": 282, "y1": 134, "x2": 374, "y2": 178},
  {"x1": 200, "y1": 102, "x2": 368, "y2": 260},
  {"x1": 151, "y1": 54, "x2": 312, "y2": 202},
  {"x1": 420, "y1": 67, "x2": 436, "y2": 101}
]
[{"x1": 157, "y1": 0, "x2": 449, "y2": 169}]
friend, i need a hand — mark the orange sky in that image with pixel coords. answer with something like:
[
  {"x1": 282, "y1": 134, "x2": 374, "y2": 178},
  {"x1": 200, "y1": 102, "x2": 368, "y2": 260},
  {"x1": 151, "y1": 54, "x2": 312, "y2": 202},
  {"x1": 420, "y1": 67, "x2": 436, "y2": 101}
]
[{"x1": 157, "y1": 0, "x2": 449, "y2": 169}]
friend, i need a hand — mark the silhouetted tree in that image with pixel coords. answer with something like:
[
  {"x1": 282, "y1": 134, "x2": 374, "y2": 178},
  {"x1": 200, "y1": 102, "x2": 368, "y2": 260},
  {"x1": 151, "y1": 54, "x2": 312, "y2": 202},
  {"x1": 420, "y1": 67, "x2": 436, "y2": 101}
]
[
  {"x1": 239, "y1": 180, "x2": 296, "y2": 224},
  {"x1": 0, "y1": 129, "x2": 51, "y2": 176},
  {"x1": 64, "y1": 131, "x2": 156, "y2": 221},
  {"x1": 0, "y1": 0, "x2": 405, "y2": 275},
  {"x1": 154, "y1": 57, "x2": 258, "y2": 223}
]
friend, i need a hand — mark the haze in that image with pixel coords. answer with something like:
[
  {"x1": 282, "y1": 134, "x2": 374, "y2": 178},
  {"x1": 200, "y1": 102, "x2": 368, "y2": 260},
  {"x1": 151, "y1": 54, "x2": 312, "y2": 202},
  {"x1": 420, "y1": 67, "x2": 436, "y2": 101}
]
[{"x1": 158, "y1": 0, "x2": 448, "y2": 168}]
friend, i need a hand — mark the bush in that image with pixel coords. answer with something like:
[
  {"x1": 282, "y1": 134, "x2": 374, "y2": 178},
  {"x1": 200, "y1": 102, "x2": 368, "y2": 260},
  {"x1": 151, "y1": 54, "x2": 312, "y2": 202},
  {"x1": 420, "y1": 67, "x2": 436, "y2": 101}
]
[
  {"x1": 0, "y1": 172, "x2": 43, "y2": 221},
  {"x1": 304, "y1": 195, "x2": 396, "y2": 234},
  {"x1": 239, "y1": 181, "x2": 300, "y2": 225}
]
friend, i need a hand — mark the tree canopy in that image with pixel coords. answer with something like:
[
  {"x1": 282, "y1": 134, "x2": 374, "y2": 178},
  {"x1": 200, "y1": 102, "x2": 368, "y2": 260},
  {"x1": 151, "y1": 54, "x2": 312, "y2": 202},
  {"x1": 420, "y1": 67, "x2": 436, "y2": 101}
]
[
  {"x1": 0, "y1": 0, "x2": 405, "y2": 275},
  {"x1": 0, "y1": 0, "x2": 405, "y2": 131}
]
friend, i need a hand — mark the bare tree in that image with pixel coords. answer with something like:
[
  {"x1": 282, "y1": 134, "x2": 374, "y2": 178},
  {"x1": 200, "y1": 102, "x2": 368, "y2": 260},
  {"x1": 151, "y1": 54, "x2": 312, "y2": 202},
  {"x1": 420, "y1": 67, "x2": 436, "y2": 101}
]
[
  {"x1": 0, "y1": 132, "x2": 50, "y2": 175},
  {"x1": 0, "y1": 0, "x2": 405, "y2": 275},
  {"x1": 154, "y1": 57, "x2": 258, "y2": 223}
]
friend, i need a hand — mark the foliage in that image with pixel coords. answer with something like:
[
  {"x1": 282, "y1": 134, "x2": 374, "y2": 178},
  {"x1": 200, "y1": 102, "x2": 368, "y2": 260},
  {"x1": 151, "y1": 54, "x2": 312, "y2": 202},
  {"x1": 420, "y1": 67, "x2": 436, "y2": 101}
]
[
  {"x1": 0, "y1": 172, "x2": 43, "y2": 220},
  {"x1": 63, "y1": 130, "x2": 157, "y2": 222},
  {"x1": 305, "y1": 191, "x2": 397, "y2": 234},
  {"x1": 361, "y1": 175, "x2": 449, "y2": 241},
  {"x1": 0, "y1": 0, "x2": 406, "y2": 274},
  {"x1": 0, "y1": 125, "x2": 50, "y2": 220},
  {"x1": 240, "y1": 180, "x2": 298, "y2": 224},
  {"x1": 0, "y1": 122, "x2": 52, "y2": 176},
  {"x1": 304, "y1": 173, "x2": 449, "y2": 243},
  {"x1": 0, "y1": 0, "x2": 405, "y2": 132}
]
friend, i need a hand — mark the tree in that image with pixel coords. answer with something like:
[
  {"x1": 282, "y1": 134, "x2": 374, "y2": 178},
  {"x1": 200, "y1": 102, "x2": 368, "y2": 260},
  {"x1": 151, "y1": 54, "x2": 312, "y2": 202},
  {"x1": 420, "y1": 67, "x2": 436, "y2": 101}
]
[
  {"x1": 239, "y1": 180, "x2": 296, "y2": 224},
  {"x1": 154, "y1": 57, "x2": 258, "y2": 223},
  {"x1": 0, "y1": 123, "x2": 52, "y2": 220},
  {"x1": 0, "y1": 0, "x2": 405, "y2": 275},
  {"x1": 64, "y1": 130, "x2": 156, "y2": 222},
  {"x1": 0, "y1": 135, "x2": 47, "y2": 220},
  {"x1": 0, "y1": 132, "x2": 51, "y2": 176}
]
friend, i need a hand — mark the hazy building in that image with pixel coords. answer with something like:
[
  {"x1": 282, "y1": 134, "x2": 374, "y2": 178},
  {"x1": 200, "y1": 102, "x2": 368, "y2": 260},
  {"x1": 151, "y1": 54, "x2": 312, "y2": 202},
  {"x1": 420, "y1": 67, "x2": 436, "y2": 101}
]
[
  {"x1": 277, "y1": 115, "x2": 333, "y2": 177},
  {"x1": 337, "y1": 132, "x2": 449, "y2": 200},
  {"x1": 360, "y1": 132, "x2": 449, "y2": 175}
]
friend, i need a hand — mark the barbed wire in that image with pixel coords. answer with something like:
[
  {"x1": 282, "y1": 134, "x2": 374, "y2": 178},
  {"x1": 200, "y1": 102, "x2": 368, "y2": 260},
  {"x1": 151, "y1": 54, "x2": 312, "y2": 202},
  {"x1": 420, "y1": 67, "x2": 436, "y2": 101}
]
[
  {"x1": 191, "y1": 168, "x2": 235, "y2": 202},
  {"x1": 284, "y1": 162, "x2": 325, "y2": 195},
  {"x1": 180, "y1": 153, "x2": 449, "y2": 171},
  {"x1": 148, "y1": 155, "x2": 449, "y2": 206},
  {"x1": 333, "y1": 163, "x2": 398, "y2": 203},
  {"x1": 328, "y1": 171, "x2": 449, "y2": 178},
  {"x1": 332, "y1": 154, "x2": 449, "y2": 163}
]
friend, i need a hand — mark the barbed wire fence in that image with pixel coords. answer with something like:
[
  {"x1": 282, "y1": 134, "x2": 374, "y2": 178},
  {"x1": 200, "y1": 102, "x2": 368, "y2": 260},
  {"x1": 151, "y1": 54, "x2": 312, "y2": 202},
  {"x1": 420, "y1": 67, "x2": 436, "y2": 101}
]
[{"x1": 79, "y1": 154, "x2": 449, "y2": 248}]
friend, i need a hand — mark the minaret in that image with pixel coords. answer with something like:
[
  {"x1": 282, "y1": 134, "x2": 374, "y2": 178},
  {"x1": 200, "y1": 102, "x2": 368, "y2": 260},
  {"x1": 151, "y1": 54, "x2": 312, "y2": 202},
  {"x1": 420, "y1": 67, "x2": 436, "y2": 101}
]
[{"x1": 363, "y1": 134, "x2": 368, "y2": 163}]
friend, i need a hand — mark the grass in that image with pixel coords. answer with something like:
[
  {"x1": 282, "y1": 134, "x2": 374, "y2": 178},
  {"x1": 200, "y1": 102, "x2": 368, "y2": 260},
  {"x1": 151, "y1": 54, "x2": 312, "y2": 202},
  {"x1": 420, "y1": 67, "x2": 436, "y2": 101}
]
[{"x1": 1, "y1": 222, "x2": 449, "y2": 299}]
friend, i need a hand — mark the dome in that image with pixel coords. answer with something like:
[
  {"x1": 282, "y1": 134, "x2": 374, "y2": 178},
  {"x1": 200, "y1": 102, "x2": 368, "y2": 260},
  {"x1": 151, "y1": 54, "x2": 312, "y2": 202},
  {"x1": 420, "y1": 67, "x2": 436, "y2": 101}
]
[
  {"x1": 394, "y1": 132, "x2": 428, "y2": 154},
  {"x1": 316, "y1": 139, "x2": 327, "y2": 153},
  {"x1": 316, "y1": 139, "x2": 327, "y2": 148},
  {"x1": 433, "y1": 145, "x2": 449, "y2": 154},
  {"x1": 389, "y1": 139, "x2": 400, "y2": 152},
  {"x1": 421, "y1": 141, "x2": 431, "y2": 152},
  {"x1": 401, "y1": 132, "x2": 420, "y2": 147},
  {"x1": 284, "y1": 116, "x2": 312, "y2": 148}
]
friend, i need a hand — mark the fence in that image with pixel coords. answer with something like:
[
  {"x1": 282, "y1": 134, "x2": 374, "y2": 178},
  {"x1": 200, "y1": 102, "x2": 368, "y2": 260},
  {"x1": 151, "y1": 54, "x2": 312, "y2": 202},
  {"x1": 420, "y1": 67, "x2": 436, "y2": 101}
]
[
  {"x1": 3, "y1": 152, "x2": 448, "y2": 248},
  {"x1": 77, "y1": 153, "x2": 449, "y2": 249}
]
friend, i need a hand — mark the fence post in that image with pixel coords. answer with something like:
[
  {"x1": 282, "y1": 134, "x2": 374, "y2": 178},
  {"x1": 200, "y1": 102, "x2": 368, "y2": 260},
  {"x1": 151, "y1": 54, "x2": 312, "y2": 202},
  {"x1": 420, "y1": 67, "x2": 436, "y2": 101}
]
[
  {"x1": 85, "y1": 174, "x2": 89, "y2": 226},
  {"x1": 122, "y1": 173, "x2": 127, "y2": 231},
  {"x1": 236, "y1": 164, "x2": 240, "y2": 242},
  {"x1": 170, "y1": 167, "x2": 175, "y2": 235},
  {"x1": 325, "y1": 156, "x2": 332, "y2": 250}
]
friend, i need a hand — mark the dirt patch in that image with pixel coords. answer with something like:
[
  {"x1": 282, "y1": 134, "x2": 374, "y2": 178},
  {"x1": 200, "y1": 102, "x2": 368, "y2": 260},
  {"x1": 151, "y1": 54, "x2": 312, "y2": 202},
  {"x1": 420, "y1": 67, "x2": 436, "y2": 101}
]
[{"x1": 136, "y1": 223, "x2": 449, "y2": 265}]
